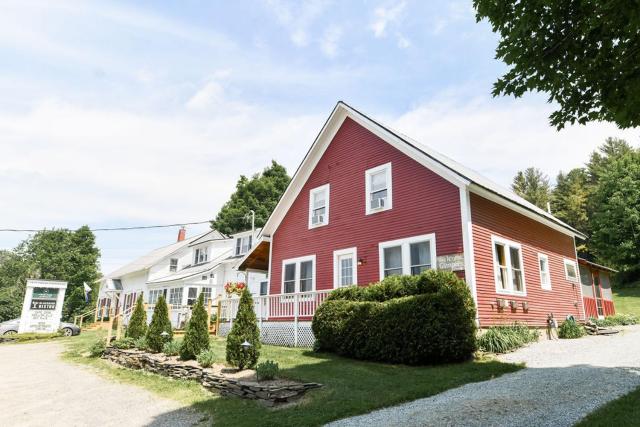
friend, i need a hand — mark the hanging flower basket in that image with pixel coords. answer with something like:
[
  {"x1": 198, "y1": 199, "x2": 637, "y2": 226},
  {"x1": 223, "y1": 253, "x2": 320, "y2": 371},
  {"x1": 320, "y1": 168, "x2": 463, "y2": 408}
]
[{"x1": 225, "y1": 282, "x2": 246, "y2": 296}]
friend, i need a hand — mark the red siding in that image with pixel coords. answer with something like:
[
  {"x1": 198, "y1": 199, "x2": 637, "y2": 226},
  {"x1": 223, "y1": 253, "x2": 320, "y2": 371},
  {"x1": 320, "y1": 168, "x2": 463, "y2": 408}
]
[
  {"x1": 471, "y1": 193, "x2": 583, "y2": 326},
  {"x1": 583, "y1": 297, "x2": 598, "y2": 318},
  {"x1": 270, "y1": 118, "x2": 464, "y2": 294}
]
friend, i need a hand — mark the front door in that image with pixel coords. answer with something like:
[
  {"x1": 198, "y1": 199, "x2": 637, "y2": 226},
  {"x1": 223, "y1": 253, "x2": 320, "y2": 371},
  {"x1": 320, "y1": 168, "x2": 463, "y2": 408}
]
[{"x1": 593, "y1": 272, "x2": 604, "y2": 317}]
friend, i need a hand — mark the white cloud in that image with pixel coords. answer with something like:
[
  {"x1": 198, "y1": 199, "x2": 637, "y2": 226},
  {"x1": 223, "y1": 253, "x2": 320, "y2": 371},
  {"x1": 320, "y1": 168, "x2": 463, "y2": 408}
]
[
  {"x1": 396, "y1": 33, "x2": 411, "y2": 49},
  {"x1": 264, "y1": 0, "x2": 329, "y2": 47},
  {"x1": 371, "y1": 1, "x2": 406, "y2": 38},
  {"x1": 186, "y1": 81, "x2": 225, "y2": 110},
  {"x1": 320, "y1": 26, "x2": 343, "y2": 58}
]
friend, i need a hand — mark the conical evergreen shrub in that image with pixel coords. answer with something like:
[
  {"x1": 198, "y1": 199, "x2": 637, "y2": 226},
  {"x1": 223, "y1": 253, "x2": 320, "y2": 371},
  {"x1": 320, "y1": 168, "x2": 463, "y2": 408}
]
[
  {"x1": 126, "y1": 296, "x2": 148, "y2": 339},
  {"x1": 226, "y1": 288, "x2": 261, "y2": 369},
  {"x1": 179, "y1": 293, "x2": 210, "y2": 360},
  {"x1": 146, "y1": 294, "x2": 173, "y2": 352}
]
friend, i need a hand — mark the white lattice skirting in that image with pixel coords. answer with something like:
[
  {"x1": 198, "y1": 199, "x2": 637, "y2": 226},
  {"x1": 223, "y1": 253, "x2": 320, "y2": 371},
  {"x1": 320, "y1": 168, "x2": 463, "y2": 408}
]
[{"x1": 218, "y1": 321, "x2": 315, "y2": 348}]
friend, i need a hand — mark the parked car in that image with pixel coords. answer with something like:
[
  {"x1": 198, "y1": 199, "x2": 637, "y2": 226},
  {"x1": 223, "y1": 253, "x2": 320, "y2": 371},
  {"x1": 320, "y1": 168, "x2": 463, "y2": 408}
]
[{"x1": 0, "y1": 318, "x2": 81, "y2": 336}]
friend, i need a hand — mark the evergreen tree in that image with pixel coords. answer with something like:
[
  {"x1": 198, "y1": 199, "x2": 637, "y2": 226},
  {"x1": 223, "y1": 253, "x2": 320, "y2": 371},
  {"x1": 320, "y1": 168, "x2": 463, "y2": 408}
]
[
  {"x1": 146, "y1": 295, "x2": 173, "y2": 352},
  {"x1": 211, "y1": 161, "x2": 290, "y2": 235},
  {"x1": 226, "y1": 288, "x2": 261, "y2": 369},
  {"x1": 126, "y1": 296, "x2": 148, "y2": 340},
  {"x1": 511, "y1": 167, "x2": 552, "y2": 210},
  {"x1": 179, "y1": 293, "x2": 210, "y2": 360},
  {"x1": 551, "y1": 168, "x2": 590, "y2": 241}
]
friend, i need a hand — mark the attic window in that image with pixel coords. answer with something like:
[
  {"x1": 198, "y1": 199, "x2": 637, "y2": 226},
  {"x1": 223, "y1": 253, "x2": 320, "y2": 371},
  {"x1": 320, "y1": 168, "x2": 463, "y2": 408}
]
[
  {"x1": 169, "y1": 258, "x2": 178, "y2": 272},
  {"x1": 309, "y1": 184, "x2": 329, "y2": 228},
  {"x1": 194, "y1": 248, "x2": 208, "y2": 265},
  {"x1": 235, "y1": 235, "x2": 252, "y2": 256},
  {"x1": 365, "y1": 163, "x2": 392, "y2": 214}
]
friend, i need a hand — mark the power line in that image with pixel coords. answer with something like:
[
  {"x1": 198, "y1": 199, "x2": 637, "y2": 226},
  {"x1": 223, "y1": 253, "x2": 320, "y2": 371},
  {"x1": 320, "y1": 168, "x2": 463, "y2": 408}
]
[{"x1": 0, "y1": 220, "x2": 213, "y2": 233}]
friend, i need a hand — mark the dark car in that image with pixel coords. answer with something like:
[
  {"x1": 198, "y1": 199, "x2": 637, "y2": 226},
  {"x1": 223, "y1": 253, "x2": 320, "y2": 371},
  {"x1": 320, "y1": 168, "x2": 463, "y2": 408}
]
[{"x1": 0, "y1": 318, "x2": 81, "y2": 336}]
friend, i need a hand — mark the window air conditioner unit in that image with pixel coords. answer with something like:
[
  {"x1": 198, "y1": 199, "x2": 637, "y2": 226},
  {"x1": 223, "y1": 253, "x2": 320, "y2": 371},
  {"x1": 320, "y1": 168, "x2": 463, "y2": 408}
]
[
  {"x1": 371, "y1": 197, "x2": 386, "y2": 210},
  {"x1": 312, "y1": 214, "x2": 324, "y2": 225}
]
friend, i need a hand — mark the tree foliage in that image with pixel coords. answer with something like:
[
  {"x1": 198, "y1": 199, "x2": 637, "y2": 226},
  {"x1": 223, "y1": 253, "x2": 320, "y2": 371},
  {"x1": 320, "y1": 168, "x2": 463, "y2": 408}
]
[
  {"x1": 474, "y1": 1, "x2": 640, "y2": 129},
  {"x1": 211, "y1": 161, "x2": 290, "y2": 235},
  {"x1": 511, "y1": 167, "x2": 551, "y2": 209},
  {"x1": 551, "y1": 168, "x2": 590, "y2": 235},
  {"x1": 179, "y1": 293, "x2": 210, "y2": 360},
  {"x1": 226, "y1": 288, "x2": 261, "y2": 369},
  {"x1": 126, "y1": 296, "x2": 148, "y2": 339},
  {"x1": 146, "y1": 295, "x2": 173, "y2": 352}
]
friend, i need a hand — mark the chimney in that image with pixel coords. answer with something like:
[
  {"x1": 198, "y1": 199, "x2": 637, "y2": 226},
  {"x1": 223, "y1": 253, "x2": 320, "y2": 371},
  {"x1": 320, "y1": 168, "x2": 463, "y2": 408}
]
[{"x1": 177, "y1": 227, "x2": 186, "y2": 242}]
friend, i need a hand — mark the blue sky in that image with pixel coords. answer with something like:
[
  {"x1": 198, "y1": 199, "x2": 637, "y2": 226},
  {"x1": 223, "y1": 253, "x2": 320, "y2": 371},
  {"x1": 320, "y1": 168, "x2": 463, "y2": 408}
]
[{"x1": 0, "y1": 0, "x2": 637, "y2": 275}]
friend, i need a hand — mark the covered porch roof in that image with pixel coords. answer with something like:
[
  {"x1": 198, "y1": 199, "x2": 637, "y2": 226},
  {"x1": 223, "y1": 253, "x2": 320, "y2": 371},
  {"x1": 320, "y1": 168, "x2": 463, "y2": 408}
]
[{"x1": 238, "y1": 237, "x2": 270, "y2": 273}]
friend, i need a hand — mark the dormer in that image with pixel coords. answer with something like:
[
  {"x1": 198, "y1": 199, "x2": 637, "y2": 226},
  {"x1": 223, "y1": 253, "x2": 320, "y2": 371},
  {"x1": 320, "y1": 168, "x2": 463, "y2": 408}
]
[
  {"x1": 193, "y1": 245, "x2": 209, "y2": 265},
  {"x1": 232, "y1": 229, "x2": 259, "y2": 257}
]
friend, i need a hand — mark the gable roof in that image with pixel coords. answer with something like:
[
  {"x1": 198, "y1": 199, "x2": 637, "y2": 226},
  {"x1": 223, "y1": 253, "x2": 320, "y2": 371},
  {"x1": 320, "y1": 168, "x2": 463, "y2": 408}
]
[{"x1": 260, "y1": 101, "x2": 585, "y2": 239}]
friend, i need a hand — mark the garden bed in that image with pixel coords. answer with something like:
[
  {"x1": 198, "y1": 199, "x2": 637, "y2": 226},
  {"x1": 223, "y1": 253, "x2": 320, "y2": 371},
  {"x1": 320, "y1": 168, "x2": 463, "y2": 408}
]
[{"x1": 103, "y1": 347, "x2": 321, "y2": 406}]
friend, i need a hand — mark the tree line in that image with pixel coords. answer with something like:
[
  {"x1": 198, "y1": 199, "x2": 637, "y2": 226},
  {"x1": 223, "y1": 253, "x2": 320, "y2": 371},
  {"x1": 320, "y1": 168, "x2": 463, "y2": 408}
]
[{"x1": 511, "y1": 138, "x2": 640, "y2": 283}]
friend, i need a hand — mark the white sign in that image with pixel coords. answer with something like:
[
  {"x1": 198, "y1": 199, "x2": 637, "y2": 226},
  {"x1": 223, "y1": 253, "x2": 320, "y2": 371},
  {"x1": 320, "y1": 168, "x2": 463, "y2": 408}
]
[
  {"x1": 19, "y1": 279, "x2": 68, "y2": 334},
  {"x1": 437, "y1": 254, "x2": 465, "y2": 272}
]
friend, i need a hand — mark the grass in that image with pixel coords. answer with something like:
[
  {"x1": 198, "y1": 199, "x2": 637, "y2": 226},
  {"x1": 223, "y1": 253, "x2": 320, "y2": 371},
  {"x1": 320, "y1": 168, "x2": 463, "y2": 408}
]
[
  {"x1": 576, "y1": 386, "x2": 640, "y2": 426},
  {"x1": 63, "y1": 331, "x2": 521, "y2": 427},
  {"x1": 613, "y1": 286, "x2": 640, "y2": 317}
]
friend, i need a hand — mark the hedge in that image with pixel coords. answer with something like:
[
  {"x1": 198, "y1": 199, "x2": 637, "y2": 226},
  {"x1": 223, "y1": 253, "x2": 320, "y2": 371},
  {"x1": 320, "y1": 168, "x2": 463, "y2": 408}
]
[{"x1": 312, "y1": 270, "x2": 477, "y2": 365}]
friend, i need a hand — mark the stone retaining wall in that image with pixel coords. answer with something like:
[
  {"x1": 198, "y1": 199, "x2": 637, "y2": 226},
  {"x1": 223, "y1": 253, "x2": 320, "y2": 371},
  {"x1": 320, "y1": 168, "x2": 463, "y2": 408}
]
[{"x1": 102, "y1": 347, "x2": 321, "y2": 405}]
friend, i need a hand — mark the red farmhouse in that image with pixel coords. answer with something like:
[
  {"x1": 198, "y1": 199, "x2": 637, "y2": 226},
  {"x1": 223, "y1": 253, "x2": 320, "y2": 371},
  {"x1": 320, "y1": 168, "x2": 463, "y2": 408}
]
[{"x1": 239, "y1": 102, "x2": 604, "y2": 329}]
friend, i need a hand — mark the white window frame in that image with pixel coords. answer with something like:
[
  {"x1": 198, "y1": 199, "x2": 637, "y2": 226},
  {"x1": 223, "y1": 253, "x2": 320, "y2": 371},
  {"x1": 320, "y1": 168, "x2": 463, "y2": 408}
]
[
  {"x1": 235, "y1": 235, "x2": 252, "y2": 256},
  {"x1": 194, "y1": 247, "x2": 208, "y2": 265},
  {"x1": 378, "y1": 233, "x2": 437, "y2": 280},
  {"x1": 148, "y1": 289, "x2": 164, "y2": 305},
  {"x1": 168, "y1": 287, "x2": 184, "y2": 306},
  {"x1": 333, "y1": 247, "x2": 358, "y2": 288},
  {"x1": 365, "y1": 162, "x2": 393, "y2": 215},
  {"x1": 308, "y1": 184, "x2": 330, "y2": 228},
  {"x1": 169, "y1": 258, "x2": 178, "y2": 272},
  {"x1": 281, "y1": 255, "x2": 316, "y2": 294},
  {"x1": 538, "y1": 253, "x2": 552, "y2": 290},
  {"x1": 564, "y1": 259, "x2": 579, "y2": 282},
  {"x1": 491, "y1": 235, "x2": 527, "y2": 296}
]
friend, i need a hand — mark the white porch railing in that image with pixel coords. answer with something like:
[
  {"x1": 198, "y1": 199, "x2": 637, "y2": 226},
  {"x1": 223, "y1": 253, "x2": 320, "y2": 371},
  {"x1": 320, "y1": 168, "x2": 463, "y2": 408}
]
[
  {"x1": 219, "y1": 289, "x2": 333, "y2": 321},
  {"x1": 145, "y1": 304, "x2": 192, "y2": 329}
]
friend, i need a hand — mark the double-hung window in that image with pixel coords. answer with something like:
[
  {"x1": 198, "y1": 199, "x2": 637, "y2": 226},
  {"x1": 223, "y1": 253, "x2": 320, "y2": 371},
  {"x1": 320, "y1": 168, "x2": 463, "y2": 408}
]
[
  {"x1": 492, "y1": 236, "x2": 526, "y2": 295},
  {"x1": 309, "y1": 184, "x2": 329, "y2": 228},
  {"x1": 365, "y1": 163, "x2": 392, "y2": 214},
  {"x1": 201, "y1": 287, "x2": 212, "y2": 304},
  {"x1": 169, "y1": 258, "x2": 178, "y2": 272},
  {"x1": 378, "y1": 234, "x2": 436, "y2": 280},
  {"x1": 538, "y1": 253, "x2": 551, "y2": 290},
  {"x1": 333, "y1": 247, "x2": 357, "y2": 287},
  {"x1": 564, "y1": 259, "x2": 578, "y2": 282},
  {"x1": 194, "y1": 248, "x2": 208, "y2": 265},
  {"x1": 148, "y1": 289, "x2": 163, "y2": 305},
  {"x1": 282, "y1": 255, "x2": 316, "y2": 293},
  {"x1": 168, "y1": 287, "x2": 183, "y2": 306},
  {"x1": 235, "y1": 236, "x2": 252, "y2": 256}
]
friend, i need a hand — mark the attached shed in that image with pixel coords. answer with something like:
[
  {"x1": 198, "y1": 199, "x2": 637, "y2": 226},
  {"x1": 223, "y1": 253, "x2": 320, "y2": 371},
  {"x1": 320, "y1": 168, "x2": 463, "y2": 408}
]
[{"x1": 579, "y1": 258, "x2": 616, "y2": 319}]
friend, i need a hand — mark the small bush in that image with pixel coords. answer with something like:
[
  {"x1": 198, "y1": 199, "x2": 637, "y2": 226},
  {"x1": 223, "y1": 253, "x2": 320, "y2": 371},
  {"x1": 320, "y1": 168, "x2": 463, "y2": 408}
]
[
  {"x1": 146, "y1": 295, "x2": 173, "y2": 352},
  {"x1": 111, "y1": 337, "x2": 136, "y2": 349},
  {"x1": 256, "y1": 360, "x2": 279, "y2": 381},
  {"x1": 163, "y1": 339, "x2": 181, "y2": 356},
  {"x1": 196, "y1": 349, "x2": 217, "y2": 368},
  {"x1": 89, "y1": 339, "x2": 106, "y2": 357},
  {"x1": 558, "y1": 319, "x2": 585, "y2": 339},
  {"x1": 226, "y1": 288, "x2": 261, "y2": 369},
  {"x1": 126, "y1": 296, "x2": 148, "y2": 339},
  {"x1": 180, "y1": 293, "x2": 210, "y2": 360},
  {"x1": 134, "y1": 336, "x2": 148, "y2": 350},
  {"x1": 478, "y1": 324, "x2": 539, "y2": 354},
  {"x1": 591, "y1": 313, "x2": 639, "y2": 327}
]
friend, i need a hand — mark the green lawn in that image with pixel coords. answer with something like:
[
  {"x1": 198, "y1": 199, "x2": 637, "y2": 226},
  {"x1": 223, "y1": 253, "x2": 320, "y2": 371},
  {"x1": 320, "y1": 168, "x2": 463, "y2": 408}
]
[
  {"x1": 63, "y1": 331, "x2": 521, "y2": 427},
  {"x1": 612, "y1": 286, "x2": 640, "y2": 316},
  {"x1": 576, "y1": 386, "x2": 640, "y2": 427}
]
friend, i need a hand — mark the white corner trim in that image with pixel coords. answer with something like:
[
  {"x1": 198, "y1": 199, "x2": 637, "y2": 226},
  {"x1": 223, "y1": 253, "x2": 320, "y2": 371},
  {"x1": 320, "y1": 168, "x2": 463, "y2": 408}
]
[
  {"x1": 333, "y1": 247, "x2": 358, "y2": 288},
  {"x1": 378, "y1": 233, "x2": 437, "y2": 281},
  {"x1": 308, "y1": 183, "x2": 330, "y2": 229},
  {"x1": 573, "y1": 237, "x2": 586, "y2": 319},
  {"x1": 490, "y1": 234, "x2": 527, "y2": 297},
  {"x1": 459, "y1": 187, "x2": 478, "y2": 310}
]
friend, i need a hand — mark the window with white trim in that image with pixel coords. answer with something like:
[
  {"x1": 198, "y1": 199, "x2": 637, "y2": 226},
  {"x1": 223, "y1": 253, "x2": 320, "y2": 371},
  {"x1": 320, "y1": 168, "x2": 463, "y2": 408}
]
[
  {"x1": 148, "y1": 289, "x2": 164, "y2": 305},
  {"x1": 564, "y1": 259, "x2": 578, "y2": 282},
  {"x1": 538, "y1": 253, "x2": 551, "y2": 290},
  {"x1": 309, "y1": 184, "x2": 330, "y2": 228},
  {"x1": 365, "y1": 163, "x2": 392, "y2": 214},
  {"x1": 281, "y1": 255, "x2": 316, "y2": 293},
  {"x1": 333, "y1": 247, "x2": 357, "y2": 287},
  {"x1": 492, "y1": 236, "x2": 526, "y2": 295},
  {"x1": 169, "y1": 258, "x2": 178, "y2": 272},
  {"x1": 378, "y1": 234, "x2": 436, "y2": 279},
  {"x1": 168, "y1": 287, "x2": 183, "y2": 306},
  {"x1": 201, "y1": 287, "x2": 212, "y2": 304},
  {"x1": 194, "y1": 247, "x2": 208, "y2": 265},
  {"x1": 235, "y1": 236, "x2": 252, "y2": 256}
]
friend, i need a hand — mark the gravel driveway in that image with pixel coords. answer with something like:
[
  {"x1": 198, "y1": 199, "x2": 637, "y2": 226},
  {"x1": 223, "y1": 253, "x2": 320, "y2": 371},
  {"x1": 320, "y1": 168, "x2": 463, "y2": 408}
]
[
  {"x1": 327, "y1": 325, "x2": 640, "y2": 427},
  {"x1": 0, "y1": 341, "x2": 204, "y2": 427}
]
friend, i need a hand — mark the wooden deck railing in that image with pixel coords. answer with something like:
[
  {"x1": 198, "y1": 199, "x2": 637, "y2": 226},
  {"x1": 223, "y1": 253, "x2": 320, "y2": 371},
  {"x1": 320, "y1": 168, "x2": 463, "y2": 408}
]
[{"x1": 219, "y1": 290, "x2": 333, "y2": 321}]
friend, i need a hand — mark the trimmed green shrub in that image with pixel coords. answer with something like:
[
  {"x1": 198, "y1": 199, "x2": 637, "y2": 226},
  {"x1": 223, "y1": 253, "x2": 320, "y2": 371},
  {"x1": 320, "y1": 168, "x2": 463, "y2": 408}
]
[
  {"x1": 163, "y1": 339, "x2": 181, "y2": 356},
  {"x1": 134, "y1": 336, "x2": 148, "y2": 350},
  {"x1": 312, "y1": 270, "x2": 477, "y2": 365},
  {"x1": 89, "y1": 339, "x2": 106, "y2": 357},
  {"x1": 111, "y1": 337, "x2": 136, "y2": 349},
  {"x1": 196, "y1": 349, "x2": 217, "y2": 368},
  {"x1": 226, "y1": 288, "x2": 261, "y2": 369},
  {"x1": 478, "y1": 324, "x2": 539, "y2": 354},
  {"x1": 256, "y1": 360, "x2": 279, "y2": 381},
  {"x1": 559, "y1": 319, "x2": 586, "y2": 339},
  {"x1": 180, "y1": 293, "x2": 210, "y2": 360},
  {"x1": 146, "y1": 295, "x2": 173, "y2": 352},
  {"x1": 126, "y1": 296, "x2": 148, "y2": 339},
  {"x1": 591, "y1": 313, "x2": 639, "y2": 327}
]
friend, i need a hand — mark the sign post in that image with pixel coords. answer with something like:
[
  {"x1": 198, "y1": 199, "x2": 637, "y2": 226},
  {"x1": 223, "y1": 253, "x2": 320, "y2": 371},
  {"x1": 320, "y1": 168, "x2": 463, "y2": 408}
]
[{"x1": 18, "y1": 279, "x2": 68, "y2": 334}]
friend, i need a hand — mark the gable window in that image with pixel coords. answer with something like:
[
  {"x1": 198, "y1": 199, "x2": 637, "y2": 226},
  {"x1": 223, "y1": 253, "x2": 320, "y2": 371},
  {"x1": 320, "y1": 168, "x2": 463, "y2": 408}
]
[
  {"x1": 235, "y1": 235, "x2": 252, "y2": 256},
  {"x1": 309, "y1": 184, "x2": 330, "y2": 228},
  {"x1": 365, "y1": 163, "x2": 392, "y2": 214},
  {"x1": 378, "y1": 234, "x2": 436, "y2": 280},
  {"x1": 169, "y1": 258, "x2": 178, "y2": 272},
  {"x1": 538, "y1": 253, "x2": 551, "y2": 290},
  {"x1": 194, "y1": 248, "x2": 208, "y2": 265},
  {"x1": 492, "y1": 236, "x2": 526, "y2": 295},
  {"x1": 333, "y1": 247, "x2": 357, "y2": 288},
  {"x1": 168, "y1": 287, "x2": 183, "y2": 306},
  {"x1": 564, "y1": 259, "x2": 578, "y2": 282},
  {"x1": 281, "y1": 255, "x2": 316, "y2": 294}
]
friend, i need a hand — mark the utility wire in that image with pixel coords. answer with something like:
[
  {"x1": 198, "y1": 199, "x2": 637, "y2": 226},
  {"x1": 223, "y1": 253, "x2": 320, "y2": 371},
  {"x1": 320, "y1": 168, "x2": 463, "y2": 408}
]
[{"x1": 0, "y1": 220, "x2": 212, "y2": 233}]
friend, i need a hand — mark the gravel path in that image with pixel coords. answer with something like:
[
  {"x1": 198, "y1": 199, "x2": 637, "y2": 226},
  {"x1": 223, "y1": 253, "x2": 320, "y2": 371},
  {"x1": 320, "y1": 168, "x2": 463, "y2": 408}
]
[
  {"x1": 327, "y1": 325, "x2": 640, "y2": 427},
  {"x1": 0, "y1": 341, "x2": 205, "y2": 427}
]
